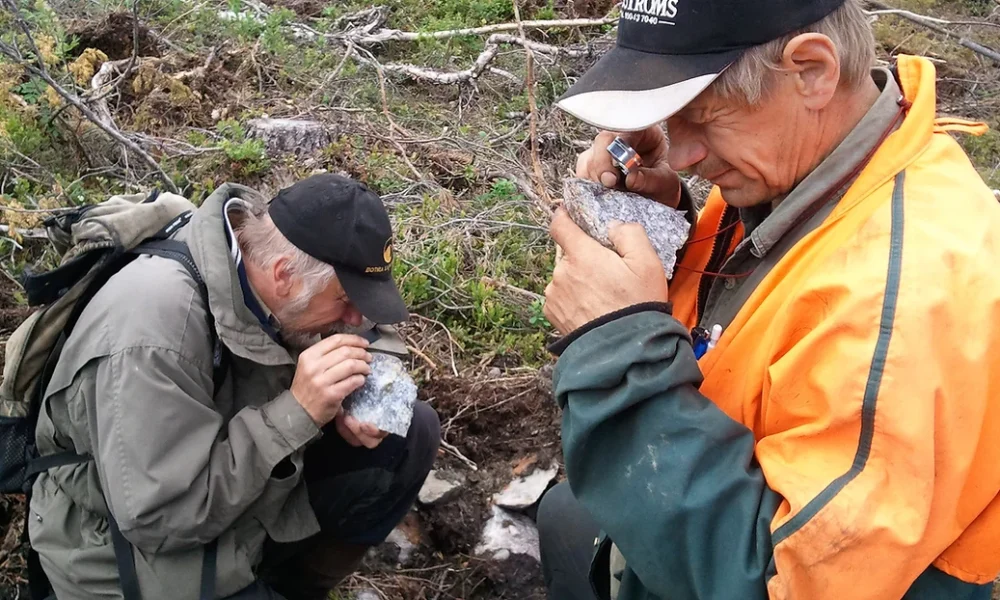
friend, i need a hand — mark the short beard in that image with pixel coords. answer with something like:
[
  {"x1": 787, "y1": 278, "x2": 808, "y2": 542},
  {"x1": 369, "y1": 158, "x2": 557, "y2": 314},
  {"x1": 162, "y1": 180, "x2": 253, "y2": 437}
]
[
  {"x1": 272, "y1": 294, "x2": 321, "y2": 351},
  {"x1": 270, "y1": 289, "x2": 371, "y2": 351}
]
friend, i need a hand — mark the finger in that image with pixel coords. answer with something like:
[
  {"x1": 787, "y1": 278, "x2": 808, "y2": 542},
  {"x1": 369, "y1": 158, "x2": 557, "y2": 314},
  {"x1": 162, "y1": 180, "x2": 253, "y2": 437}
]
[
  {"x1": 549, "y1": 208, "x2": 603, "y2": 256},
  {"x1": 575, "y1": 147, "x2": 594, "y2": 178},
  {"x1": 625, "y1": 166, "x2": 682, "y2": 207},
  {"x1": 587, "y1": 131, "x2": 624, "y2": 186},
  {"x1": 321, "y1": 359, "x2": 371, "y2": 387},
  {"x1": 360, "y1": 422, "x2": 386, "y2": 439},
  {"x1": 345, "y1": 416, "x2": 381, "y2": 449},
  {"x1": 305, "y1": 333, "x2": 370, "y2": 357},
  {"x1": 335, "y1": 413, "x2": 364, "y2": 447},
  {"x1": 312, "y1": 346, "x2": 373, "y2": 374},
  {"x1": 607, "y1": 221, "x2": 658, "y2": 262},
  {"x1": 328, "y1": 374, "x2": 367, "y2": 401}
]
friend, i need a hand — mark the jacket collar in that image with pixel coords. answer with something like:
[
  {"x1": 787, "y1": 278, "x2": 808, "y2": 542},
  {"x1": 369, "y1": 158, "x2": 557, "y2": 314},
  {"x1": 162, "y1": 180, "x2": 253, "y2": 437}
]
[
  {"x1": 180, "y1": 183, "x2": 296, "y2": 367},
  {"x1": 829, "y1": 54, "x2": 941, "y2": 219}
]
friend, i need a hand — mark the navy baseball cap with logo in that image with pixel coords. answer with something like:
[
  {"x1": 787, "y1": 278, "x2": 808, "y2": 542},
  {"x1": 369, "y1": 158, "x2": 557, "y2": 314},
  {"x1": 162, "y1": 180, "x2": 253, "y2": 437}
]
[
  {"x1": 556, "y1": 0, "x2": 846, "y2": 131},
  {"x1": 268, "y1": 173, "x2": 408, "y2": 324}
]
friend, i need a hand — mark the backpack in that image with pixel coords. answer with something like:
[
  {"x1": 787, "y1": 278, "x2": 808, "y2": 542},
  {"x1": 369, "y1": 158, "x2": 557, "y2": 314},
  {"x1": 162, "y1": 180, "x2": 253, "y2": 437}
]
[{"x1": 0, "y1": 189, "x2": 228, "y2": 600}]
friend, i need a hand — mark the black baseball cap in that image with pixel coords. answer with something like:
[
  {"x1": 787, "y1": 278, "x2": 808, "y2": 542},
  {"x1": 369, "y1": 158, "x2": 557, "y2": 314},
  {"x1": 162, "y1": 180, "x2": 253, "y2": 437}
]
[
  {"x1": 556, "y1": 0, "x2": 846, "y2": 131},
  {"x1": 268, "y1": 173, "x2": 408, "y2": 324}
]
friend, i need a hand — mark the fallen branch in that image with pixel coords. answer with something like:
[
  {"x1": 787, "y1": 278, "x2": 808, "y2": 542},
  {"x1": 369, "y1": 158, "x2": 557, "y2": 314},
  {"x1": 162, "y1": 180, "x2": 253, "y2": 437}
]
[
  {"x1": 90, "y1": 57, "x2": 139, "y2": 127},
  {"x1": 332, "y1": 7, "x2": 388, "y2": 35},
  {"x1": 866, "y1": 1, "x2": 1000, "y2": 64},
  {"x1": 244, "y1": 0, "x2": 606, "y2": 86},
  {"x1": 406, "y1": 344, "x2": 439, "y2": 370},
  {"x1": 368, "y1": 44, "x2": 502, "y2": 85},
  {"x1": 367, "y1": 33, "x2": 598, "y2": 86},
  {"x1": 341, "y1": 16, "x2": 618, "y2": 45},
  {"x1": 867, "y1": 8, "x2": 1000, "y2": 30},
  {"x1": 0, "y1": 225, "x2": 48, "y2": 239},
  {"x1": 307, "y1": 43, "x2": 356, "y2": 101}
]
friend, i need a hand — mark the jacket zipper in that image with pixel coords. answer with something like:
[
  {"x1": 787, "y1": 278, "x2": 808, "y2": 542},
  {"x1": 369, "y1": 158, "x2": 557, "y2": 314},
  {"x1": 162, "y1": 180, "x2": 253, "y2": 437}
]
[{"x1": 696, "y1": 206, "x2": 739, "y2": 323}]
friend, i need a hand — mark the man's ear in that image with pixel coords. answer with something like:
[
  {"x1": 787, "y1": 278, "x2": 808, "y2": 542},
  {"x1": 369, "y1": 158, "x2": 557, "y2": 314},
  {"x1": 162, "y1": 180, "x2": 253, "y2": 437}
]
[
  {"x1": 272, "y1": 256, "x2": 294, "y2": 298},
  {"x1": 781, "y1": 33, "x2": 840, "y2": 111}
]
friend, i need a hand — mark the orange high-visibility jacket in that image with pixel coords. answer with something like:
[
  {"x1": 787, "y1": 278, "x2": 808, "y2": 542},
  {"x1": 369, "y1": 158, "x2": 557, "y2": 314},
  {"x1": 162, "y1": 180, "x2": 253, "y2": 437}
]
[{"x1": 551, "y1": 54, "x2": 1000, "y2": 600}]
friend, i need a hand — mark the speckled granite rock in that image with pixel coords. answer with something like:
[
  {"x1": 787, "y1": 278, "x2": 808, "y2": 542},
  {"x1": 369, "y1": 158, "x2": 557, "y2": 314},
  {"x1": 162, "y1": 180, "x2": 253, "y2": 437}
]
[
  {"x1": 343, "y1": 353, "x2": 416, "y2": 437},
  {"x1": 561, "y1": 177, "x2": 690, "y2": 278}
]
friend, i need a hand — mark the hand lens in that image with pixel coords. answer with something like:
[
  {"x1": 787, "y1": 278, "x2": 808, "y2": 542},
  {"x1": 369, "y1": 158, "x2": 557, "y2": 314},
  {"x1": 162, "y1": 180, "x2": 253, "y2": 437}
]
[{"x1": 606, "y1": 136, "x2": 642, "y2": 177}]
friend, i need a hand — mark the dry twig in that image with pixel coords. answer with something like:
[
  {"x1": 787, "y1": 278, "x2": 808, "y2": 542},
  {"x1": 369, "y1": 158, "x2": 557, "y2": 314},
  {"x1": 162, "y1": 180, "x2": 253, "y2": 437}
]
[
  {"x1": 341, "y1": 16, "x2": 618, "y2": 45},
  {"x1": 513, "y1": 1, "x2": 555, "y2": 210},
  {"x1": 440, "y1": 439, "x2": 478, "y2": 471},
  {"x1": 866, "y1": 1, "x2": 1000, "y2": 64},
  {"x1": 0, "y1": 225, "x2": 48, "y2": 239}
]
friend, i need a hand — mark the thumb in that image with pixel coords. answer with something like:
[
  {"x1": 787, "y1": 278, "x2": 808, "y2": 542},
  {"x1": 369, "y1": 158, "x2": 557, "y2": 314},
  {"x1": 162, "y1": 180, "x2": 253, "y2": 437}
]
[
  {"x1": 608, "y1": 221, "x2": 659, "y2": 264},
  {"x1": 550, "y1": 207, "x2": 599, "y2": 256}
]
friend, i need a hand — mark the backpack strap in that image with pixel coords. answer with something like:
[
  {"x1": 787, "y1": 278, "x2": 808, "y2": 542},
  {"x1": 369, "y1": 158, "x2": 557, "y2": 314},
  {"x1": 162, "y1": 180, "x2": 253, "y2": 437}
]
[
  {"x1": 131, "y1": 237, "x2": 230, "y2": 397},
  {"x1": 116, "y1": 236, "x2": 226, "y2": 600}
]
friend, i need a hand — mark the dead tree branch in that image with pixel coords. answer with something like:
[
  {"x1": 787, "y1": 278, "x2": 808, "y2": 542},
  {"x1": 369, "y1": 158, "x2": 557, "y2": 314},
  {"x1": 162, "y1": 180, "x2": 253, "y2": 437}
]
[
  {"x1": 867, "y1": 7, "x2": 1000, "y2": 30},
  {"x1": 356, "y1": 34, "x2": 598, "y2": 86},
  {"x1": 341, "y1": 16, "x2": 618, "y2": 45},
  {"x1": 866, "y1": 1, "x2": 1000, "y2": 64},
  {"x1": 256, "y1": 0, "x2": 616, "y2": 48},
  {"x1": 243, "y1": 0, "x2": 608, "y2": 86},
  {"x1": 0, "y1": 225, "x2": 48, "y2": 239}
]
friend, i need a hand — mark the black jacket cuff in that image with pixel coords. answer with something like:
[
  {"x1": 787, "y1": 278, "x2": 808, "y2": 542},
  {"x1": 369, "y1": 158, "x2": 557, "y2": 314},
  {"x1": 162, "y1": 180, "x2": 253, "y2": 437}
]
[{"x1": 547, "y1": 301, "x2": 673, "y2": 356}]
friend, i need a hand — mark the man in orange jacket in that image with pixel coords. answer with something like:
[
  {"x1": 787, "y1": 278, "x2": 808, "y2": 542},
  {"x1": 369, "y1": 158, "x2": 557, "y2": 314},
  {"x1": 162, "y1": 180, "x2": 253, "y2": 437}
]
[{"x1": 536, "y1": 0, "x2": 1000, "y2": 599}]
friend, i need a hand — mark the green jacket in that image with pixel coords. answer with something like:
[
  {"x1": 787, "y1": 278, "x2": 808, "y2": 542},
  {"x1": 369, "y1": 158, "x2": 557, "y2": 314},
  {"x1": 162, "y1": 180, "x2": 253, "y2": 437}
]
[
  {"x1": 550, "y1": 63, "x2": 999, "y2": 600},
  {"x1": 29, "y1": 184, "x2": 321, "y2": 599}
]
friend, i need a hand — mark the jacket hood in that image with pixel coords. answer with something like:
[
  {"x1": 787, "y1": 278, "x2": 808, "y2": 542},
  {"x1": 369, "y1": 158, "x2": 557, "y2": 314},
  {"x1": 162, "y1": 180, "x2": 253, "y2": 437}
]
[{"x1": 180, "y1": 183, "x2": 296, "y2": 367}]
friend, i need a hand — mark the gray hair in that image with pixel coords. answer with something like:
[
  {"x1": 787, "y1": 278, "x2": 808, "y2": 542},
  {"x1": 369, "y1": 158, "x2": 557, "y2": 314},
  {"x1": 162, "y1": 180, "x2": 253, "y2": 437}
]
[
  {"x1": 234, "y1": 205, "x2": 337, "y2": 314},
  {"x1": 709, "y1": 0, "x2": 876, "y2": 106}
]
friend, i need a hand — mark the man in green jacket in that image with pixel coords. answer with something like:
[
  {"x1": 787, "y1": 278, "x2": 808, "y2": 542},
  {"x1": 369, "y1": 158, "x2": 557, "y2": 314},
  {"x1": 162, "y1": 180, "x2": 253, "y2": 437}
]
[
  {"x1": 29, "y1": 174, "x2": 440, "y2": 599},
  {"x1": 536, "y1": 0, "x2": 1000, "y2": 599}
]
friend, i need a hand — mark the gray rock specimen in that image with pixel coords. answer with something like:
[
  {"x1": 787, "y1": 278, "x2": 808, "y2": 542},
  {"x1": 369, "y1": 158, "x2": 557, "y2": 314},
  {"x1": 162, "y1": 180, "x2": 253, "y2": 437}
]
[
  {"x1": 561, "y1": 177, "x2": 691, "y2": 279},
  {"x1": 418, "y1": 469, "x2": 466, "y2": 506},
  {"x1": 343, "y1": 353, "x2": 416, "y2": 437},
  {"x1": 354, "y1": 589, "x2": 381, "y2": 600},
  {"x1": 492, "y1": 463, "x2": 558, "y2": 511},
  {"x1": 474, "y1": 506, "x2": 541, "y2": 562},
  {"x1": 247, "y1": 117, "x2": 332, "y2": 156}
]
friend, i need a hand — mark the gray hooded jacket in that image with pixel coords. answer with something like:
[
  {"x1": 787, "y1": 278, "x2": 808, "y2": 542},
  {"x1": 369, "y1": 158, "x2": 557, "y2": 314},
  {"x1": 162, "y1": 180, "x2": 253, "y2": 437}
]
[{"x1": 29, "y1": 183, "x2": 336, "y2": 599}]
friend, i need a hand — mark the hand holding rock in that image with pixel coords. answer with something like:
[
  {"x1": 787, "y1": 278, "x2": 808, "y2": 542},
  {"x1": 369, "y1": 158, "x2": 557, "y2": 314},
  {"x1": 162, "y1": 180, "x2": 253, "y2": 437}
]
[
  {"x1": 291, "y1": 334, "x2": 372, "y2": 427},
  {"x1": 544, "y1": 207, "x2": 669, "y2": 335}
]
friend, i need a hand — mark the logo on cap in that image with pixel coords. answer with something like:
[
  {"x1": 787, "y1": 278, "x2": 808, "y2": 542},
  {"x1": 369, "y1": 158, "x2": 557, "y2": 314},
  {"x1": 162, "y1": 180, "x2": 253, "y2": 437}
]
[
  {"x1": 621, "y1": 0, "x2": 680, "y2": 25},
  {"x1": 383, "y1": 239, "x2": 393, "y2": 264}
]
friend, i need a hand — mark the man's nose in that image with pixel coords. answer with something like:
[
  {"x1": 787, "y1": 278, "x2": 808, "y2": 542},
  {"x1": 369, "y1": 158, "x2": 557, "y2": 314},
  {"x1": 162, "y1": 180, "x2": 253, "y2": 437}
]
[
  {"x1": 665, "y1": 120, "x2": 708, "y2": 173},
  {"x1": 342, "y1": 304, "x2": 364, "y2": 327}
]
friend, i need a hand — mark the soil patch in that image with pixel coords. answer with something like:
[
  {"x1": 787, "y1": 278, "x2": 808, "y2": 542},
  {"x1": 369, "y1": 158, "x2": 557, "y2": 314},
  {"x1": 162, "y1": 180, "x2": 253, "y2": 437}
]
[
  {"x1": 67, "y1": 12, "x2": 162, "y2": 60},
  {"x1": 0, "y1": 495, "x2": 27, "y2": 600},
  {"x1": 358, "y1": 372, "x2": 562, "y2": 599},
  {"x1": 0, "y1": 279, "x2": 30, "y2": 598},
  {"x1": 261, "y1": 0, "x2": 327, "y2": 18}
]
